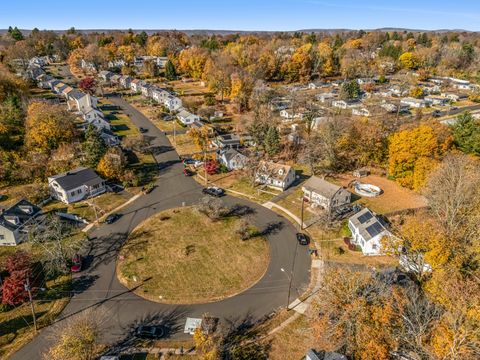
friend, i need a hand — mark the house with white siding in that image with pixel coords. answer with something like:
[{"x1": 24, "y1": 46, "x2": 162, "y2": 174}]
[
  {"x1": 0, "y1": 200, "x2": 42, "y2": 246},
  {"x1": 348, "y1": 208, "x2": 392, "y2": 255}
]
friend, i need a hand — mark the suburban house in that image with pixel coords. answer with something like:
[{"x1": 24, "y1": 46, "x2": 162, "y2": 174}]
[
  {"x1": 52, "y1": 81, "x2": 67, "y2": 94},
  {"x1": 380, "y1": 102, "x2": 398, "y2": 113},
  {"x1": 332, "y1": 99, "x2": 359, "y2": 109},
  {"x1": 151, "y1": 87, "x2": 169, "y2": 103},
  {"x1": 130, "y1": 79, "x2": 144, "y2": 93},
  {"x1": 177, "y1": 108, "x2": 200, "y2": 125},
  {"x1": 255, "y1": 161, "x2": 296, "y2": 191},
  {"x1": 140, "y1": 83, "x2": 154, "y2": 98},
  {"x1": 280, "y1": 109, "x2": 304, "y2": 120},
  {"x1": 352, "y1": 107, "x2": 370, "y2": 116},
  {"x1": 37, "y1": 74, "x2": 55, "y2": 89},
  {"x1": 316, "y1": 92, "x2": 336, "y2": 104},
  {"x1": 108, "y1": 59, "x2": 126, "y2": 68},
  {"x1": 98, "y1": 70, "x2": 114, "y2": 82},
  {"x1": 164, "y1": 96, "x2": 182, "y2": 111},
  {"x1": 119, "y1": 75, "x2": 132, "y2": 89},
  {"x1": 217, "y1": 148, "x2": 248, "y2": 171},
  {"x1": 100, "y1": 130, "x2": 120, "y2": 146},
  {"x1": 110, "y1": 74, "x2": 121, "y2": 84},
  {"x1": 269, "y1": 98, "x2": 291, "y2": 111},
  {"x1": 425, "y1": 95, "x2": 449, "y2": 106},
  {"x1": 348, "y1": 208, "x2": 392, "y2": 256},
  {"x1": 305, "y1": 349, "x2": 347, "y2": 360},
  {"x1": 0, "y1": 199, "x2": 42, "y2": 246},
  {"x1": 400, "y1": 97, "x2": 427, "y2": 108},
  {"x1": 441, "y1": 92, "x2": 467, "y2": 102},
  {"x1": 48, "y1": 167, "x2": 106, "y2": 204},
  {"x1": 302, "y1": 176, "x2": 351, "y2": 211},
  {"x1": 83, "y1": 108, "x2": 110, "y2": 131},
  {"x1": 67, "y1": 90, "x2": 98, "y2": 113},
  {"x1": 80, "y1": 59, "x2": 96, "y2": 72}
]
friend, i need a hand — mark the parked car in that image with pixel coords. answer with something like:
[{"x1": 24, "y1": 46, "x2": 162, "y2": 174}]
[
  {"x1": 202, "y1": 186, "x2": 225, "y2": 197},
  {"x1": 296, "y1": 233, "x2": 309, "y2": 245},
  {"x1": 183, "y1": 158, "x2": 203, "y2": 167},
  {"x1": 139, "y1": 127, "x2": 148, "y2": 133},
  {"x1": 71, "y1": 254, "x2": 82, "y2": 273},
  {"x1": 135, "y1": 325, "x2": 165, "y2": 339},
  {"x1": 105, "y1": 213, "x2": 121, "y2": 224},
  {"x1": 432, "y1": 110, "x2": 442, "y2": 118},
  {"x1": 184, "y1": 169, "x2": 193, "y2": 176}
]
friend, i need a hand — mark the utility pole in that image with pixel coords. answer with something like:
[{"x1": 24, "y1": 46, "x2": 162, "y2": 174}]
[
  {"x1": 173, "y1": 118, "x2": 176, "y2": 144},
  {"x1": 300, "y1": 197, "x2": 305, "y2": 230},
  {"x1": 281, "y1": 268, "x2": 293, "y2": 311},
  {"x1": 25, "y1": 277, "x2": 37, "y2": 332}
]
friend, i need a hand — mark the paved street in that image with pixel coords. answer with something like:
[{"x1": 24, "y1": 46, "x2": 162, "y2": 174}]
[{"x1": 11, "y1": 95, "x2": 311, "y2": 359}]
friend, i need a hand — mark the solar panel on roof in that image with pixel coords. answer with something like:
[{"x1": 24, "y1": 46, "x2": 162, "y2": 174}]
[
  {"x1": 366, "y1": 222, "x2": 384, "y2": 238},
  {"x1": 357, "y1": 211, "x2": 373, "y2": 224}
]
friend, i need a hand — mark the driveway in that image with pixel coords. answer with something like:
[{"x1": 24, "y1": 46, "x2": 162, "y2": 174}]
[{"x1": 11, "y1": 95, "x2": 311, "y2": 359}]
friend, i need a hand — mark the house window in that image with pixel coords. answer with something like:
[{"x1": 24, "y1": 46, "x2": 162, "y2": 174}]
[
  {"x1": 0, "y1": 235, "x2": 4, "y2": 240},
  {"x1": 372, "y1": 244, "x2": 378, "y2": 250},
  {"x1": 70, "y1": 191, "x2": 75, "y2": 196},
  {"x1": 77, "y1": 189, "x2": 82, "y2": 194}
]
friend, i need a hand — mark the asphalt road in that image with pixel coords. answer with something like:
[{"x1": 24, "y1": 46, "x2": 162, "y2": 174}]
[{"x1": 11, "y1": 96, "x2": 311, "y2": 359}]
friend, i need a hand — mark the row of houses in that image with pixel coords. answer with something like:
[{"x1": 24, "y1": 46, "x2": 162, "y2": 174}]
[{"x1": 100, "y1": 71, "x2": 203, "y2": 127}]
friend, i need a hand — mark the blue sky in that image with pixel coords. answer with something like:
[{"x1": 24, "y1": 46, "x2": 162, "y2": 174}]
[{"x1": 1, "y1": 0, "x2": 479, "y2": 31}]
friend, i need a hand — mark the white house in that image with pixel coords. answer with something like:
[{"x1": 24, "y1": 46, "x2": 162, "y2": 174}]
[
  {"x1": 177, "y1": 108, "x2": 200, "y2": 125},
  {"x1": 151, "y1": 87, "x2": 169, "y2": 103},
  {"x1": 316, "y1": 92, "x2": 336, "y2": 104},
  {"x1": 425, "y1": 95, "x2": 449, "y2": 106},
  {"x1": 380, "y1": 103, "x2": 397, "y2": 113},
  {"x1": 400, "y1": 97, "x2": 427, "y2": 108},
  {"x1": 280, "y1": 109, "x2": 304, "y2": 120},
  {"x1": 441, "y1": 92, "x2": 466, "y2": 102},
  {"x1": 108, "y1": 59, "x2": 126, "y2": 68},
  {"x1": 119, "y1": 75, "x2": 132, "y2": 89},
  {"x1": 140, "y1": 83, "x2": 153, "y2": 98},
  {"x1": 0, "y1": 199, "x2": 42, "y2": 246},
  {"x1": 217, "y1": 148, "x2": 248, "y2": 171},
  {"x1": 332, "y1": 100, "x2": 349, "y2": 109},
  {"x1": 67, "y1": 90, "x2": 98, "y2": 113},
  {"x1": 348, "y1": 208, "x2": 392, "y2": 255},
  {"x1": 98, "y1": 70, "x2": 114, "y2": 82},
  {"x1": 48, "y1": 167, "x2": 106, "y2": 204},
  {"x1": 269, "y1": 98, "x2": 291, "y2": 111},
  {"x1": 81, "y1": 59, "x2": 96, "y2": 72},
  {"x1": 352, "y1": 107, "x2": 370, "y2": 117},
  {"x1": 164, "y1": 96, "x2": 182, "y2": 111},
  {"x1": 255, "y1": 162, "x2": 296, "y2": 191},
  {"x1": 83, "y1": 108, "x2": 110, "y2": 131},
  {"x1": 302, "y1": 176, "x2": 351, "y2": 212},
  {"x1": 130, "y1": 79, "x2": 144, "y2": 93}
]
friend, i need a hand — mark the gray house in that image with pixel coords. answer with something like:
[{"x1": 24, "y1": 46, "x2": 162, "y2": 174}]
[
  {"x1": 0, "y1": 199, "x2": 42, "y2": 246},
  {"x1": 305, "y1": 349, "x2": 347, "y2": 360},
  {"x1": 217, "y1": 148, "x2": 248, "y2": 171},
  {"x1": 302, "y1": 176, "x2": 351, "y2": 211}
]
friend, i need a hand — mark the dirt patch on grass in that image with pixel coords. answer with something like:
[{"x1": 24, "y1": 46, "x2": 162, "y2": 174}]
[{"x1": 117, "y1": 207, "x2": 269, "y2": 304}]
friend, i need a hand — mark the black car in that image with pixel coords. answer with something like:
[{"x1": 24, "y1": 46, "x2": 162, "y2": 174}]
[
  {"x1": 296, "y1": 233, "x2": 309, "y2": 245},
  {"x1": 135, "y1": 325, "x2": 165, "y2": 339},
  {"x1": 139, "y1": 127, "x2": 148, "y2": 133},
  {"x1": 432, "y1": 110, "x2": 442, "y2": 118},
  {"x1": 105, "y1": 213, "x2": 121, "y2": 224},
  {"x1": 202, "y1": 186, "x2": 225, "y2": 197}
]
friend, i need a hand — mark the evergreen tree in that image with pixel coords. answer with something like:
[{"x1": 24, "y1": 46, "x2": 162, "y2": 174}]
[
  {"x1": 340, "y1": 80, "x2": 360, "y2": 100},
  {"x1": 164, "y1": 60, "x2": 177, "y2": 80},
  {"x1": 9, "y1": 26, "x2": 24, "y2": 41},
  {"x1": 264, "y1": 126, "x2": 280, "y2": 156},
  {"x1": 83, "y1": 125, "x2": 107, "y2": 167},
  {"x1": 452, "y1": 112, "x2": 480, "y2": 155}
]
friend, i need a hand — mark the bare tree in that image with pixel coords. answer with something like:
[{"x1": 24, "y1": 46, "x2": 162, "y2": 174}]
[
  {"x1": 196, "y1": 196, "x2": 229, "y2": 221},
  {"x1": 425, "y1": 155, "x2": 480, "y2": 238}
]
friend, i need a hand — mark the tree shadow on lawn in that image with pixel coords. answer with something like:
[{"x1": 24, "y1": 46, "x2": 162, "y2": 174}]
[
  {"x1": 0, "y1": 310, "x2": 48, "y2": 338},
  {"x1": 226, "y1": 204, "x2": 256, "y2": 218}
]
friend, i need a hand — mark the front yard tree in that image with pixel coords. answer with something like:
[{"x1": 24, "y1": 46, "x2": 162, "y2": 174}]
[
  {"x1": 96, "y1": 146, "x2": 126, "y2": 181},
  {"x1": 264, "y1": 126, "x2": 280, "y2": 157},
  {"x1": 79, "y1": 77, "x2": 96, "y2": 95},
  {"x1": 164, "y1": 59, "x2": 177, "y2": 80},
  {"x1": 339, "y1": 79, "x2": 360, "y2": 100},
  {"x1": 2, "y1": 273, "x2": 27, "y2": 305},
  {"x1": 83, "y1": 125, "x2": 106, "y2": 168}
]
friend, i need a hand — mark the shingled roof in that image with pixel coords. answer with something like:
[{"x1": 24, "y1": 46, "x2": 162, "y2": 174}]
[
  {"x1": 302, "y1": 176, "x2": 342, "y2": 199},
  {"x1": 0, "y1": 199, "x2": 41, "y2": 232},
  {"x1": 49, "y1": 167, "x2": 103, "y2": 191}
]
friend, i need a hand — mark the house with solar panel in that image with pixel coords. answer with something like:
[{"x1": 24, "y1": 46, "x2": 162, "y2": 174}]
[{"x1": 348, "y1": 208, "x2": 392, "y2": 255}]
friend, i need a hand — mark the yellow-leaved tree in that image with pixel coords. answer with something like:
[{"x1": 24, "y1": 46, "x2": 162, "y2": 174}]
[{"x1": 25, "y1": 102, "x2": 77, "y2": 152}]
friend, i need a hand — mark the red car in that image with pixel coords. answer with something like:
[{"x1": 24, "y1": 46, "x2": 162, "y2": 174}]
[
  {"x1": 184, "y1": 168, "x2": 193, "y2": 176},
  {"x1": 71, "y1": 254, "x2": 82, "y2": 273}
]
